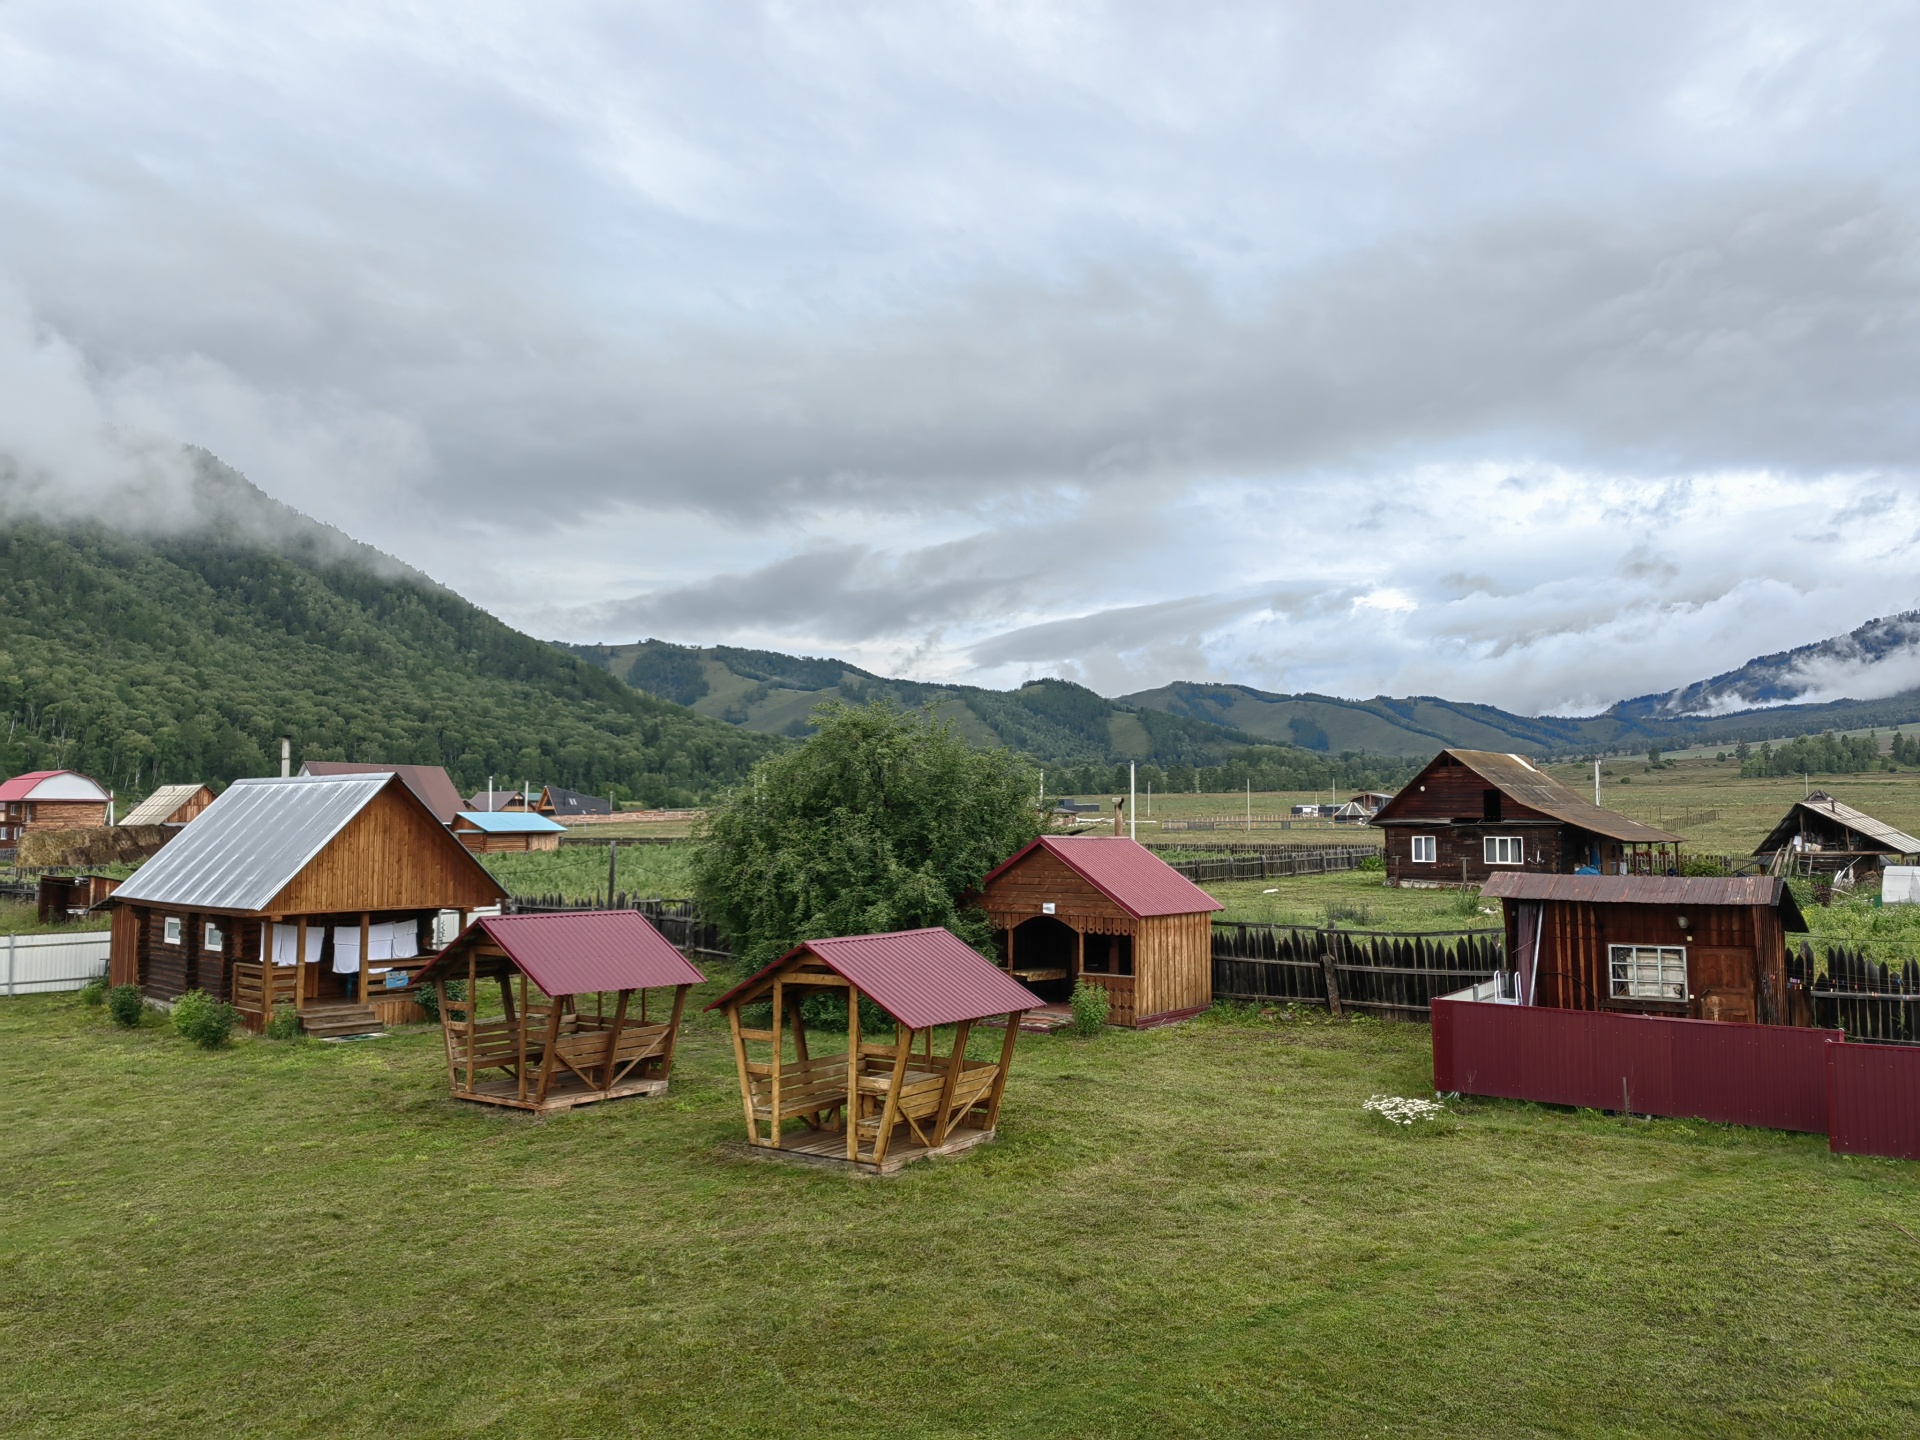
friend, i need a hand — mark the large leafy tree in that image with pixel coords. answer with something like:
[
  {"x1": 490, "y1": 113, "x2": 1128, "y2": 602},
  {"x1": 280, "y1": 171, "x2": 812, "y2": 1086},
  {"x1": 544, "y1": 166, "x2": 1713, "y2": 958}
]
[{"x1": 692, "y1": 700, "x2": 1044, "y2": 970}]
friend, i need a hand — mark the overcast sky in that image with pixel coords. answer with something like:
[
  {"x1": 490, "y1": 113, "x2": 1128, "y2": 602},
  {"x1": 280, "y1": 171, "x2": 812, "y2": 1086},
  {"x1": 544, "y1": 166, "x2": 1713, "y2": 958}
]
[{"x1": 3, "y1": 2, "x2": 1919, "y2": 714}]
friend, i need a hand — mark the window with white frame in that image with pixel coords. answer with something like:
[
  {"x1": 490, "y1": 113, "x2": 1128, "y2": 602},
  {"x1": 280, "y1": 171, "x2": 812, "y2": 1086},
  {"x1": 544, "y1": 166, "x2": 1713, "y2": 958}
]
[
  {"x1": 204, "y1": 922, "x2": 224, "y2": 950},
  {"x1": 1609, "y1": 944, "x2": 1687, "y2": 1002},
  {"x1": 163, "y1": 915, "x2": 182, "y2": 945},
  {"x1": 1483, "y1": 835, "x2": 1525, "y2": 866},
  {"x1": 1410, "y1": 835, "x2": 1437, "y2": 864}
]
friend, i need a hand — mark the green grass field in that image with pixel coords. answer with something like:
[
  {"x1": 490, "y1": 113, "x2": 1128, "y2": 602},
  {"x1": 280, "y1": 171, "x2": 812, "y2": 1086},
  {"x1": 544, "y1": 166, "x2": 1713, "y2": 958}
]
[{"x1": 4, "y1": 992, "x2": 1918, "y2": 1437}]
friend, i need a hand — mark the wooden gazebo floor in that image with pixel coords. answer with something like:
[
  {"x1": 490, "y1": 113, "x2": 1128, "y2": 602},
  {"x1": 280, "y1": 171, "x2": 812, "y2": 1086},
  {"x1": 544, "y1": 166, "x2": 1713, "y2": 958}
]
[
  {"x1": 739, "y1": 1123, "x2": 998, "y2": 1176},
  {"x1": 451, "y1": 1072, "x2": 669, "y2": 1114}
]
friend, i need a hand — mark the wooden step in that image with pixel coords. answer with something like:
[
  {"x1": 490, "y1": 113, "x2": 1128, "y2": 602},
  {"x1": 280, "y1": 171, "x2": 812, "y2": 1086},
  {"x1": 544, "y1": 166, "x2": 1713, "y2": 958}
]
[{"x1": 300, "y1": 1003, "x2": 383, "y2": 1039}]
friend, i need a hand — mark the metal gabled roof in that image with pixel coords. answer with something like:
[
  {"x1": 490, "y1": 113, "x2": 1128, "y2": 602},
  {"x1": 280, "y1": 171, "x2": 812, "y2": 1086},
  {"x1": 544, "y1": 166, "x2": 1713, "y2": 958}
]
[
  {"x1": 708, "y1": 927, "x2": 1042, "y2": 1030},
  {"x1": 455, "y1": 810, "x2": 565, "y2": 834},
  {"x1": 118, "y1": 783, "x2": 212, "y2": 827},
  {"x1": 1374, "y1": 749, "x2": 1683, "y2": 845},
  {"x1": 1753, "y1": 791, "x2": 1920, "y2": 857},
  {"x1": 110, "y1": 775, "x2": 396, "y2": 913},
  {"x1": 978, "y1": 836, "x2": 1223, "y2": 917},
  {"x1": 416, "y1": 911, "x2": 705, "y2": 996},
  {"x1": 1480, "y1": 872, "x2": 1808, "y2": 931}
]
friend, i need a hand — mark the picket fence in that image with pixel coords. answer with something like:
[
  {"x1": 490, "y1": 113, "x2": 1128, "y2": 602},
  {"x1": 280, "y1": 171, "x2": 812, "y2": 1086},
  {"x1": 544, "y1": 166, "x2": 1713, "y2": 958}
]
[
  {"x1": 1211, "y1": 922, "x2": 1504, "y2": 1018},
  {"x1": 1162, "y1": 847, "x2": 1378, "y2": 884},
  {"x1": 1, "y1": 929, "x2": 112, "y2": 995}
]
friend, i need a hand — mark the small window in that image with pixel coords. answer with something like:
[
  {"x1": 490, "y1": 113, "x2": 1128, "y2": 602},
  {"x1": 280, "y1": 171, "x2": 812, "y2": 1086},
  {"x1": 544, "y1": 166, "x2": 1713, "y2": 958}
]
[
  {"x1": 1610, "y1": 945, "x2": 1687, "y2": 1002},
  {"x1": 1411, "y1": 835, "x2": 1436, "y2": 864},
  {"x1": 204, "y1": 922, "x2": 224, "y2": 950},
  {"x1": 163, "y1": 916, "x2": 182, "y2": 945},
  {"x1": 1484, "y1": 836, "x2": 1525, "y2": 866}
]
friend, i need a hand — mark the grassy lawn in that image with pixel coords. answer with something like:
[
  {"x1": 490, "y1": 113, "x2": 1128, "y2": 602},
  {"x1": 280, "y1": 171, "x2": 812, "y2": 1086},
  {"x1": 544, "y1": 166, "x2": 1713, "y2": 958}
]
[
  {"x1": 1208, "y1": 869, "x2": 1495, "y2": 932},
  {"x1": 5, "y1": 992, "x2": 1918, "y2": 1436}
]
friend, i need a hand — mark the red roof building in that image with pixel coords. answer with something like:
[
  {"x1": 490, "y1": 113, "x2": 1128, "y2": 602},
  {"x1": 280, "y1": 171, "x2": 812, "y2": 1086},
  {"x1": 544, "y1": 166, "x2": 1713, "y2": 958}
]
[
  {"x1": 709, "y1": 927, "x2": 1041, "y2": 1175},
  {"x1": 299, "y1": 762, "x2": 466, "y2": 826},
  {"x1": 416, "y1": 910, "x2": 705, "y2": 1112},
  {"x1": 0, "y1": 770, "x2": 111, "y2": 847},
  {"x1": 975, "y1": 836, "x2": 1222, "y2": 1028}
]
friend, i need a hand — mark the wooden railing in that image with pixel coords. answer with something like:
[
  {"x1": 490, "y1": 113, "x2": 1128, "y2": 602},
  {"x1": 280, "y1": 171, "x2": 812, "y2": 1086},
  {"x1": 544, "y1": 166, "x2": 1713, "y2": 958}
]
[{"x1": 231, "y1": 962, "x2": 298, "y2": 1028}]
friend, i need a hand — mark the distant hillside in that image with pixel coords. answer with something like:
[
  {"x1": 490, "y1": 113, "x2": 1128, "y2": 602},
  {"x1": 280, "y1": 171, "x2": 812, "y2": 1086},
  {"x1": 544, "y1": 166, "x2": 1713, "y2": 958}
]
[
  {"x1": 1613, "y1": 612, "x2": 1920, "y2": 719},
  {"x1": 0, "y1": 454, "x2": 775, "y2": 805}
]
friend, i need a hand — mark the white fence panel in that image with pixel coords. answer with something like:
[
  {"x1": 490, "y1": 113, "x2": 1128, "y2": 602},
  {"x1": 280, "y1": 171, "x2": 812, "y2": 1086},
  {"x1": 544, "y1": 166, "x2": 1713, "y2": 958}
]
[{"x1": 3, "y1": 930, "x2": 113, "y2": 995}]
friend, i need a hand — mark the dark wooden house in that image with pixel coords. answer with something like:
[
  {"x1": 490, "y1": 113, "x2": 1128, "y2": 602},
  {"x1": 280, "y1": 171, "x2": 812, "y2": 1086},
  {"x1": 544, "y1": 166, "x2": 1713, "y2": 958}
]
[
  {"x1": 414, "y1": 911, "x2": 704, "y2": 1112},
  {"x1": 709, "y1": 928, "x2": 1040, "y2": 1175},
  {"x1": 107, "y1": 775, "x2": 506, "y2": 1037},
  {"x1": 1370, "y1": 749, "x2": 1683, "y2": 888},
  {"x1": 1753, "y1": 790, "x2": 1920, "y2": 878},
  {"x1": 536, "y1": 785, "x2": 613, "y2": 820},
  {"x1": 974, "y1": 836, "x2": 1222, "y2": 1028},
  {"x1": 116, "y1": 783, "x2": 216, "y2": 830},
  {"x1": 1482, "y1": 873, "x2": 1808, "y2": 1025},
  {"x1": 37, "y1": 872, "x2": 120, "y2": 924}
]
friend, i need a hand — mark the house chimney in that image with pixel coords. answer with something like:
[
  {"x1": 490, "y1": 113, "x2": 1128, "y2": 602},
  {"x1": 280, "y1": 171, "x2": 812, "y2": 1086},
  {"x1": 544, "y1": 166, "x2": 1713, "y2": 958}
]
[
  {"x1": 1112, "y1": 796, "x2": 1126, "y2": 837},
  {"x1": 281, "y1": 738, "x2": 291, "y2": 779}
]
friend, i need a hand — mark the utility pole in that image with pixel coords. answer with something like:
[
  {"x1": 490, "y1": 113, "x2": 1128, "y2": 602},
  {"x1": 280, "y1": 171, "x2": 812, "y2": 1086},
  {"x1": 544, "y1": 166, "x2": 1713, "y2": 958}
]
[
  {"x1": 1129, "y1": 763, "x2": 1136, "y2": 842},
  {"x1": 1594, "y1": 759, "x2": 1600, "y2": 806},
  {"x1": 1246, "y1": 779, "x2": 1252, "y2": 832}
]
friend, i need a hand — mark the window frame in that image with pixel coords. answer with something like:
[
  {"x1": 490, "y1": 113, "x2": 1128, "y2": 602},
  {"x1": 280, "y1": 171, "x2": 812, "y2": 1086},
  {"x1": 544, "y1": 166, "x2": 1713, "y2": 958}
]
[
  {"x1": 1483, "y1": 835, "x2": 1525, "y2": 866},
  {"x1": 203, "y1": 921, "x2": 224, "y2": 951},
  {"x1": 162, "y1": 915, "x2": 182, "y2": 946},
  {"x1": 1410, "y1": 835, "x2": 1437, "y2": 864},
  {"x1": 1608, "y1": 943, "x2": 1688, "y2": 1004}
]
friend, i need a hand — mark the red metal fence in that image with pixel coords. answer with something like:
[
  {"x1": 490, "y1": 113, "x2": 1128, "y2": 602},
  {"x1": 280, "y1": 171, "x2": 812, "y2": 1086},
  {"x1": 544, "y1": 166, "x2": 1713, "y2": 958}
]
[{"x1": 1433, "y1": 995, "x2": 1920, "y2": 1157}]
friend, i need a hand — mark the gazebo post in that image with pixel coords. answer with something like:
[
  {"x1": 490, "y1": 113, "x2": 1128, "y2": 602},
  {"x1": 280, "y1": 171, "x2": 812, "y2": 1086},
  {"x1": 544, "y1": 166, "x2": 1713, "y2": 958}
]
[
  {"x1": 770, "y1": 979, "x2": 785, "y2": 1149},
  {"x1": 870, "y1": 1023, "x2": 915, "y2": 1165},
  {"x1": 464, "y1": 948, "x2": 478, "y2": 1095},
  {"x1": 659, "y1": 984, "x2": 689, "y2": 1081},
  {"x1": 983, "y1": 1012, "x2": 1023, "y2": 1130},
  {"x1": 846, "y1": 984, "x2": 861, "y2": 1162},
  {"x1": 602, "y1": 986, "x2": 631, "y2": 1090},
  {"x1": 726, "y1": 1004, "x2": 758, "y2": 1144},
  {"x1": 516, "y1": 969, "x2": 530, "y2": 1102},
  {"x1": 532, "y1": 990, "x2": 563, "y2": 1105},
  {"x1": 933, "y1": 1018, "x2": 973, "y2": 1144},
  {"x1": 435, "y1": 980, "x2": 457, "y2": 1092}
]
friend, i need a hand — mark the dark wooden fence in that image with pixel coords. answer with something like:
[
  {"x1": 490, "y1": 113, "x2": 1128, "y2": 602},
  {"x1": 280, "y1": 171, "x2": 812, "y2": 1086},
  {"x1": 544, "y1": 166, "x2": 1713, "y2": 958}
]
[
  {"x1": 1212, "y1": 922, "x2": 1504, "y2": 1018},
  {"x1": 507, "y1": 894, "x2": 733, "y2": 964},
  {"x1": 1793, "y1": 940, "x2": 1920, "y2": 1045},
  {"x1": 1162, "y1": 847, "x2": 1379, "y2": 884}
]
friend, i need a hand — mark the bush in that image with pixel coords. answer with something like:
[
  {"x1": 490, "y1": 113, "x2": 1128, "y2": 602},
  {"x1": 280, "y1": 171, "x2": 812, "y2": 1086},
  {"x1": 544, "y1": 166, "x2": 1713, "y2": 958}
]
[
  {"x1": 414, "y1": 979, "x2": 464, "y2": 1024},
  {"x1": 106, "y1": 984, "x2": 145, "y2": 1027},
  {"x1": 77, "y1": 975, "x2": 109, "y2": 1008},
  {"x1": 264, "y1": 1005, "x2": 303, "y2": 1041},
  {"x1": 171, "y1": 988, "x2": 237, "y2": 1049},
  {"x1": 1356, "y1": 854, "x2": 1384, "y2": 873},
  {"x1": 1680, "y1": 854, "x2": 1729, "y2": 877},
  {"x1": 1069, "y1": 979, "x2": 1109, "y2": 1036}
]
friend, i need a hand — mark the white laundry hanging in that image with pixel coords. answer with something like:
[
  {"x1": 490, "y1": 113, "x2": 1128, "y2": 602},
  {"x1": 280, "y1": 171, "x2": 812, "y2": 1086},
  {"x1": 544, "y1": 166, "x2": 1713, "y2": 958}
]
[
  {"x1": 331, "y1": 926, "x2": 361, "y2": 974},
  {"x1": 269, "y1": 923, "x2": 323, "y2": 967}
]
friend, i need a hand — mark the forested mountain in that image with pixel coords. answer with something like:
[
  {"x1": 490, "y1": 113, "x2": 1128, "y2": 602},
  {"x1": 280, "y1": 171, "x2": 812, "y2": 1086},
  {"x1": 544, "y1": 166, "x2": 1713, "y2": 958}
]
[{"x1": 0, "y1": 456, "x2": 773, "y2": 805}]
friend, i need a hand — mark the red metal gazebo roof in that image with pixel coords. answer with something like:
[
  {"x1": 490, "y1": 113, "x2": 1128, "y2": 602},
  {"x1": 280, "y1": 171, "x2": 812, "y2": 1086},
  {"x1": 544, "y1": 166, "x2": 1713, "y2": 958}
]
[
  {"x1": 978, "y1": 835, "x2": 1223, "y2": 918},
  {"x1": 708, "y1": 927, "x2": 1041, "y2": 1030},
  {"x1": 417, "y1": 911, "x2": 706, "y2": 996}
]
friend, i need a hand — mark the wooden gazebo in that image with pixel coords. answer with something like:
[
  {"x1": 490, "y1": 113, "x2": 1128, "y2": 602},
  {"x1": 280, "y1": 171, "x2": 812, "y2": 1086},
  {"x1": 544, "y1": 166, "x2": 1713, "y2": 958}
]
[
  {"x1": 709, "y1": 928, "x2": 1041, "y2": 1175},
  {"x1": 414, "y1": 911, "x2": 705, "y2": 1113},
  {"x1": 975, "y1": 836, "x2": 1222, "y2": 1027}
]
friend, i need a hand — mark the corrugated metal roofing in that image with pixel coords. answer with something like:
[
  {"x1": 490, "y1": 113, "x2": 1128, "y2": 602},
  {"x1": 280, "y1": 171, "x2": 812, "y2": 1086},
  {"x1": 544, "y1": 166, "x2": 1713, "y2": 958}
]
[
  {"x1": 417, "y1": 910, "x2": 705, "y2": 995},
  {"x1": 118, "y1": 783, "x2": 211, "y2": 827},
  {"x1": 978, "y1": 836, "x2": 1223, "y2": 917},
  {"x1": 1754, "y1": 791, "x2": 1920, "y2": 857},
  {"x1": 111, "y1": 775, "x2": 397, "y2": 912},
  {"x1": 1480, "y1": 871, "x2": 1808, "y2": 930},
  {"x1": 0, "y1": 769, "x2": 109, "y2": 802},
  {"x1": 1376, "y1": 750, "x2": 1683, "y2": 845},
  {"x1": 456, "y1": 811, "x2": 565, "y2": 834},
  {"x1": 300, "y1": 762, "x2": 466, "y2": 826},
  {"x1": 708, "y1": 927, "x2": 1042, "y2": 1029}
]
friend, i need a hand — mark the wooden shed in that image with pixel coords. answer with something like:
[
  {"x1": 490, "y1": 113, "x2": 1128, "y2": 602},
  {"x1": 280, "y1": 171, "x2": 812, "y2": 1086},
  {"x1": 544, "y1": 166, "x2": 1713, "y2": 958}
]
[
  {"x1": 117, "y1": 783, "x2": 216, "y2": 829},
  {"x1": 974, "y1": 836, "x2": 1222, "y2": 1027},
  {"x1": 412, "y1": 911, "x2": 704, "y2": 1112},
  {"x1": 709, "y1": 928, "x2": 1041, "y2": 1175},
  {"x1": 1753, "y1": 790, "x2": 1920, "y2": 879},
  {"x1": 1482, "y1": 873, "x2": 1809, "y2": 1025},
  {"x1": 1371, "y1": 749, "x2": 1683, "y2": 887},
  {"x1": 452, "y1": 810, "x2": 564, "y2": 853},
  {"x1": 37, "y1": 872, "x2": 120, "y2": 924},
  {"x1": 106, "y1": 775, "x2": 506, "y2": 1038},
  {"x1": 0, "y1": 770, "x2": 110, "y2": 848}
]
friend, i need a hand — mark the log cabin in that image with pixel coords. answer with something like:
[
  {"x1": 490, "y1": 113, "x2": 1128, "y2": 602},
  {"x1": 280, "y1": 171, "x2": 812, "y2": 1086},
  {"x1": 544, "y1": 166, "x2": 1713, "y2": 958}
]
[
  {"x1": 116, "y1": 783, "x2": 216, "y2": 830},
  {"x1": 413, "y1": 911, "x2": 704, "y2": 1112},
  {"x1": 1481, "y1": 873, "x2": 1809, "y2": 1025},
  {"x1": 106, "y1": 774, "x2": 506, "y2": 1038},
  {"x1": 452, "y1": 810, "x2": 565, "y2": 853},
  {"x1": 1370, "y1": 749, "x2": 1683, "y2": 888},
  {"x1": 0, "y1": 770, "x2": 111, "y2": 848},
  {"x1": 709, "y1": 928, "x2": 1041, "y2": 1175},
  {"x1": 1752, "y1": 791, "x2": 1920, "y2": 880},
  {"x1": 974, "y1": 835, "x2": 1222, "y2": 1028}
]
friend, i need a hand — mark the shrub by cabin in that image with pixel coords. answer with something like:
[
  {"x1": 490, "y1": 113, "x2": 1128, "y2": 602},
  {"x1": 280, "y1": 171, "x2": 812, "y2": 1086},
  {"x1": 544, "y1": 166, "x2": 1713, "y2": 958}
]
[{"x1": 1370, "y1": 749, "x2": 1682, "y2": 888}]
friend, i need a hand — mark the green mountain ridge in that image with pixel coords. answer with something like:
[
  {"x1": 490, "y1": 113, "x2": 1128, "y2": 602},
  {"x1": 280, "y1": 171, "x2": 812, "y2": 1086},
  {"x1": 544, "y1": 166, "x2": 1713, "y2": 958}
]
[{"x1": 0, "y1": 453, "x2": 775, "y2": 805}]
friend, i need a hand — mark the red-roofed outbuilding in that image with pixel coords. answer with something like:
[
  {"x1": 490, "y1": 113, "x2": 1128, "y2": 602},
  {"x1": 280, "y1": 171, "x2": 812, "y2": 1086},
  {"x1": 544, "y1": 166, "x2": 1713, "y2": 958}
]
[
  {"x1": 710, "y1": 927, "x2": 1040, "y2": 1174},
  {"x1": 415, "y1": 910, "x2": 705, "y2": 1112},
  {"x1": 975, "y1": 835, "x2": 1222, "y2": 1028}
]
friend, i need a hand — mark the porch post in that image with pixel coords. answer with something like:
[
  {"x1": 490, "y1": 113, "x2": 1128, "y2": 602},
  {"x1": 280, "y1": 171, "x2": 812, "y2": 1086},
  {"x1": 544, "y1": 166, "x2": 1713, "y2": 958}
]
[
  {"x1": 358, "y1": 911, "x2": 371, "y2": 1006},
  {"x1": 295, "y1": 916, "x2": 308, "y2": 1012}
]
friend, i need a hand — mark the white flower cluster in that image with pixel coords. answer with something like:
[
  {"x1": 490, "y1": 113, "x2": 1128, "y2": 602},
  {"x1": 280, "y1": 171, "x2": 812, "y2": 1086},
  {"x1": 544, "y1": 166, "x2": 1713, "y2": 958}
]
[{"x1": 1363, "y1": 1094, "x2": 1449, "y2": 1126}]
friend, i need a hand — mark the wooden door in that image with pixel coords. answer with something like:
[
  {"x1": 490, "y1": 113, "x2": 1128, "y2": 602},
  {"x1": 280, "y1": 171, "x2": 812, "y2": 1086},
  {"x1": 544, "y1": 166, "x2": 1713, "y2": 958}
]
[{"x1": 1689, "y1": 946, "x2": 1755, "y2": 1023}]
